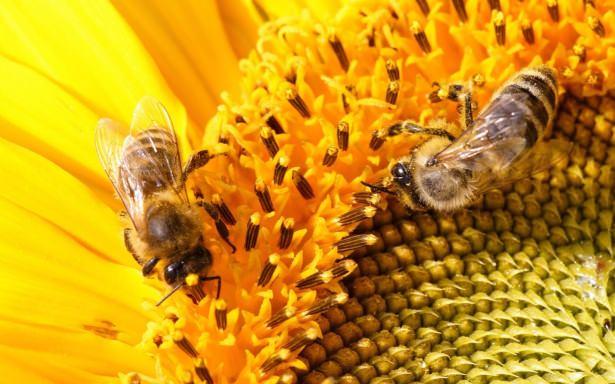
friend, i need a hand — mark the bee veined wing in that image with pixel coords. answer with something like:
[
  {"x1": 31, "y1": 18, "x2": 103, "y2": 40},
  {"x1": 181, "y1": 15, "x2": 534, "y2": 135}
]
[
  {"x1": 488, "y1": 138, "x2": 573, "y2": 190},
  {"x1": 433, "y1": 90, "x2": 537, "y2": 174},
  {"x1": 129, "y1": 96, "x2": 186, "y2": 200},
  {"x1": 95, "y1": 117, "x2": 145, "y2": 231}
]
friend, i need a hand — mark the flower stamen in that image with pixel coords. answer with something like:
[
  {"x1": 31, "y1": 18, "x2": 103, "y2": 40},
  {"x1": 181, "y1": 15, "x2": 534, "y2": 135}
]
[
  {"x1": 335, "y1": 233, "x2": 379, "y2": 253},
  {"x1": 300, "y1": 293, "x2": 349, "y2": 318},
  {"x1": 352, "y1": 191, "x2": 382, "y2": 206},
  {"x1": 255, "y1": 178, "x2": 275, "y2": 213},
  {"x1": 386, "y1": 81, "x2": 400, "y2": 105},
  {"x1": 385, "y1": 59, "x2": 400, "y2": 81},
  {"x1": 285, "y1": 87, "x2": 311, "y2": 118},
  {"x1": 258, "y1": 254, "x2": 280, "y2": 286},
  {"x1": 274, "y1": 156, "x2": 289, "y2": 185},
  {"x1": 245, "y1": 213, "x2": 261, "y2": 251},
  {"x1": 328, "y1": 32, "x2": 350, "y2": 72},
  {"x1": 283, "y1": 328, "x2": 320, "y2": 351},
  {"x1": 260, "y1": 126, "x2": 279, "y2": 158},
  {"x1": 278, "y1": 218, "x2": 295, "y2": 249},
  {"x1": 547, "y1": 0, "x2": 559, "y2": 22},
  {"x1": 322, "y1": 146, "x2": 339, "y2": 167},
  {"x1": 488, "y1": 0, "x2": 501, "y2": 11},
  {"x1": 521, "y1": 19, "x2": 535, "y2": 45},
  {"x1": 369, "y1": 129, "x2": 386, "y2": 150},
  {"x1": 411, "y1": 21, "x2": 432, "y2": 54},
  {"x1": 337, "y1": 121, "x2": 350, "y2": 151},
  {"x1": 587, "y1": 16, "x2": 605, "y2": 37},
  {"x1": 573, "y1": 43, "x2": 587, "y2": 62},
  {"x1": 212, "y1": 194, "x2": 236, "y2": 225},
  {"x1": 494, "y1": 11, "x2": 506, "y2": 46},
  {"x1": 292, "y1": 170, "x2": 315, "y2": 199},
  {"x1": 415, "y1": 0, "x2": 430, "y2": 15},
  {"x1": 334, "y1": 206, "x2": 378, "y2": 226},
  {"x1": 215, "y1": 300, "x2": 227, "y2": 330},
  {"x1": 267, "y1": 306, "x2": 297, "y2": 328},
  {"x1": 296, "y1": 260, "x2": 357, "y2": 289},
  {"x1": 173, "y1": 331, "x2": 199, "y2": 358},
  {"x1": 194, "y1": 358, "x2": 213, "y2": 384},
  {"x1": 452, "y1": 0, "x2": 468, "y2": 22},
  {"x1": 266, "y1": 115, "x2": 285, "y2": 134}
]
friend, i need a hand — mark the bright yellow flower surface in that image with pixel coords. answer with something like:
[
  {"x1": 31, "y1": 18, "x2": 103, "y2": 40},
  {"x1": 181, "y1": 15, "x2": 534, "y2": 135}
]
[{"x1": 0, "y1": 0, "x2": 614, "y2": 384}]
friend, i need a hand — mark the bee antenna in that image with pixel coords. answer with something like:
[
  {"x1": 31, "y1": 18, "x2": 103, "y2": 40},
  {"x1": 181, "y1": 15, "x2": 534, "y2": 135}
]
[
  {"x1": 361, "y1": 181, "x2": 395, "y2": 195},
  {"x1": 156, "y1": 283, "x2": 184, "y2": 306}
]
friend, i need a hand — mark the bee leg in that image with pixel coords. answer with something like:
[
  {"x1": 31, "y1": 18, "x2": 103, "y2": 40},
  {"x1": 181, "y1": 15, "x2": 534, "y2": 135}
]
[
  {"x1": 386, "y1": 120, "x2": 456, "y2": 141},
  {"x1": 123, "y1": 228, "x2": 141, "y2": 263},
  {"x1": 457, "y1": 87, "x2": 475, "y2": 130},
  {"x1": 181, "y1": 150, "x2": 227, "y2": 185},
  {"x1": 142, "y1": 257, "x2": 160, "y2": 276},
  {"x1": 197, "y1": 201, "x2": 237, "y2": 254},
  {"x1": 200, "y1": 275, "x2": 222, "y2": 299},
  {"x1": 430, "y1": 81, "x2": 475, "y2": 130}
]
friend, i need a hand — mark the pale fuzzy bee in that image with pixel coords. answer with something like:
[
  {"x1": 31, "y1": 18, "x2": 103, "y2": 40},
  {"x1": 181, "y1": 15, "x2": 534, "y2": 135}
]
[
  {"x1": 366, "y1": 66, "x2": 571, "y2": 211},
  {"x1": 96, "y1": 97, "x2": 233, "y2": 305}
]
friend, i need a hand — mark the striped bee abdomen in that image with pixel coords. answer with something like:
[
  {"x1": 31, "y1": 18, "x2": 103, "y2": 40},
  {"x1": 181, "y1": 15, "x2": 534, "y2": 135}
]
[
  {"x1": 120, "y1": 128, "x2": 181, "y2": 197},
  {"x1": 494, "y1": 66, "x2": 558, "y2": 144}
]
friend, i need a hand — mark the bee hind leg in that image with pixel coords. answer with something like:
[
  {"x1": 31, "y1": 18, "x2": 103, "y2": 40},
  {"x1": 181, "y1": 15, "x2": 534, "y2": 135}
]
[
  {"x1": 197, "y1": 200, "x2": 237, "y2": 254},
  {"x1": 429, "y1": 81, "x2": 476, "y2": 130},
  {"x1": 457, "y1": 87, "x2": 475, "y2": 130}
]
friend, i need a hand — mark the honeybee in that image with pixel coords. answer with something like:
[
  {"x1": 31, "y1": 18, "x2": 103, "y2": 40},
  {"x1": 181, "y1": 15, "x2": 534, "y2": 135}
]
[
  {"x1": 96, "y1": 97, "x2": 234, "y2": 305},
  {"x1": 365, "y1": 66, "x2": 571, "y2": 211}
]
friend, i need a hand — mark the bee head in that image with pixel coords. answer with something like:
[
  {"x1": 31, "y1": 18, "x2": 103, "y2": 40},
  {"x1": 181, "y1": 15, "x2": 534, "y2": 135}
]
[
  {"x1": 163, "y1": 245, "x2": 212, "y2": 285},
  {"x1": 390, "y1": 162, "x2": 412, "y2": 186}
]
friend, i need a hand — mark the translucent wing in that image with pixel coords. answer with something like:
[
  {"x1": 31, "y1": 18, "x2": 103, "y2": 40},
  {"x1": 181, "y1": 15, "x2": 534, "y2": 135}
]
[
  {"x1": 129, "y1": 96, "x2": 186, "y2": 201},
  {"x1": 95, "y1": 118, "x2": 144, "y2": 230},
  {"x1": 433, "y1": 90, "x2": 537, "y2": 174},
  {"x1": 475, "y1": 138, "x2": 573, "y2": 192}
]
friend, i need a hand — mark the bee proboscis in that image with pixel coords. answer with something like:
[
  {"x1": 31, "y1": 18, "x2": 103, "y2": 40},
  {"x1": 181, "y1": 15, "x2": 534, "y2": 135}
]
[
  {"x1": 365, "y1": 66, "x2": 572, "y2": 211},
  {"x1": 95, "y1": 96, "x2": 234, "y2": 305}
]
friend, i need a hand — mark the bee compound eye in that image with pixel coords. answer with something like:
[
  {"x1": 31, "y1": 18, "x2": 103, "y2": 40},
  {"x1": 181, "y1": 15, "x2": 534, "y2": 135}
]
[
  {"x1": 164, "y1": 262, "x2": 184, "y2": 285},
  {"x1": 391, "y1": 163, "x2": 408, "y2": 180}
]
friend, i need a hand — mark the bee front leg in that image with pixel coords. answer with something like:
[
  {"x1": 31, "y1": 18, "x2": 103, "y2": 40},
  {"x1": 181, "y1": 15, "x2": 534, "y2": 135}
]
[
  {"x1": 196, "y1": 200, "x2": 237, "y2": 254},
  {"x1": 200, "y1": 275, "x2": 222, "y2": 299},
  {"x1": 181, "y1": 150, "x2": 227, "y2": 185},
  {"x1": 385, "y1": 120, "x2": 456, "y2": 140},
  {"x1": 142, "y1": 257, "x2": 160, "y2": 276}
]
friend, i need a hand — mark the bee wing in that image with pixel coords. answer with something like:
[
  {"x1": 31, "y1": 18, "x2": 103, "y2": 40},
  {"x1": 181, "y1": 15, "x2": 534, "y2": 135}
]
[
  {"x1": 476, "y1": 138, "x2": 573, "y2": 192},
  {"x1": 95, "y1": 118, "x2": 144, "y2": 231},
  {"x1": 434, "y1": 90, "x2": 536, "y2": 173},
  {"x1": 129, "y1": 96, "x2": 187, "y2": 201}
]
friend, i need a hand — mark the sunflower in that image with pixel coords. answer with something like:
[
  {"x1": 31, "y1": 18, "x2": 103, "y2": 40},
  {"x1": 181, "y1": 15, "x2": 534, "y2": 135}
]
[{"x1": 1, "y1": 0, "x2": 614, "y2": 384}]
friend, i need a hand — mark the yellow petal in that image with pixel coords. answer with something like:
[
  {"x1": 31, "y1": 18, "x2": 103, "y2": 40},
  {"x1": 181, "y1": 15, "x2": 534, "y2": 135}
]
[
  {"x1": 216, "y1": 0, "x2": 261, "y2": 58},
  {"x1": 0, "y1": 137, "x2": 124, "y2": 261},
  {"x1": 0, "y1": 1, "x2": 178, "y2": 122},
  {"x1": 0, "y1": 1, "x2": 193, "y2": 180},
  {"x1": 111, "y1": 0, "x2": 242, "y2": 128}
]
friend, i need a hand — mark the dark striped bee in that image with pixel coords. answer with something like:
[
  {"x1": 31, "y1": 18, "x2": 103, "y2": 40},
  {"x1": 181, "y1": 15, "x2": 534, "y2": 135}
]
[
  {"x1": 365, "y1": 66, "x2": 571, "y2": 211},
  {"x1": 95, "y1": 97, "x2": 234, "y2": 305}
]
